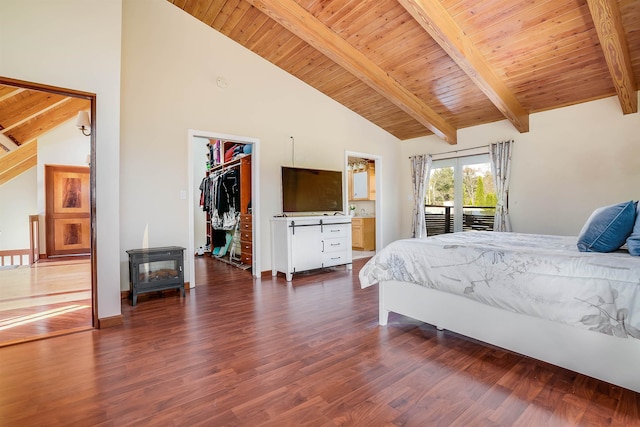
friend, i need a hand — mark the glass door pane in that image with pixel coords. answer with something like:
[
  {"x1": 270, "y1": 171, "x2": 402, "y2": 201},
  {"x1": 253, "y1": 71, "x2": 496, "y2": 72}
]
[
  {"x1": 462, "y1": 162, "x2": 496, "y2": 232},
  {"x1": 426, "y1": 166, "x2": 454, "y2": 236},
  {"x1": 425, "y1": 155, "x2": 495, "y2": 235}
]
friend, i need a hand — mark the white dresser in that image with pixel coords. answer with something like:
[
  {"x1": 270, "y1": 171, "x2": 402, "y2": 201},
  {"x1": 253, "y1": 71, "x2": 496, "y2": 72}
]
[{"x1": 271, "y1": 216, "x2": 352, "y2": 281}]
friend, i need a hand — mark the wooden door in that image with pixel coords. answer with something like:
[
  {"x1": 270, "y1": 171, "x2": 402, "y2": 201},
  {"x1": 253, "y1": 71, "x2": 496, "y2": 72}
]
[{"x1": 45, "y1": 165, "x2": 91, "y2": 257}]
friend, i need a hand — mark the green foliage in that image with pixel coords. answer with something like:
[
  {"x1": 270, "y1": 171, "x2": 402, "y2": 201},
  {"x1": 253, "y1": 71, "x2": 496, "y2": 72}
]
[
  {"x1": 427, "y1": 167, "x2": 454, "y2": 204},
  {"x1": 485, "y1": 193, "x2": 497, "y2": 207},
  {"x1": 475, "y1": 176, "x2": 486, "y2": 206},
  {"x1": 427, "y1": 165, "x2": 497, "y2": 208}
]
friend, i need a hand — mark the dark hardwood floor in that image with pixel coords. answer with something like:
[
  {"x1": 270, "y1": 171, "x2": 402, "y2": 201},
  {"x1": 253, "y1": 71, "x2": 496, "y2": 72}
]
[
  {"x1": 0, "y1": 299, "x2": 92, "y2": 346},
  {"x1": 0, "y1": 257, "x2": 638, "y2": 426},
  {"x1": 0, "y1": 256, "x2": 92, "y2": 346}
]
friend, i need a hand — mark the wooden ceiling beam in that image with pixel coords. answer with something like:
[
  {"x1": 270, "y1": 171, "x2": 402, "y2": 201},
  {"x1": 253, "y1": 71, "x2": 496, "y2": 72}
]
[
  {"x1": 586, "y1": 0, "x2": 637, "y2": 114},
  {"x1": 0, "y1": 91, "x2": 66, "y2": 130},
  {"x1": 246, "y1": 0, "x2": 457, "y2": 144},
  {"x1": 398, "y1": 0, "x2": 529, "y2": 133},
  {"x1": 0, "y1": 86, "x2": 24, "y2": 103},
  {"x1": 0, "y1": 98, "x2": 70, "y2": 134},
  {"x1": 8, "y1": 97, "x2": 88, "y2": 146},
  {"x1": 0, "y1": 139, "x2": 37, "y2": 186}
]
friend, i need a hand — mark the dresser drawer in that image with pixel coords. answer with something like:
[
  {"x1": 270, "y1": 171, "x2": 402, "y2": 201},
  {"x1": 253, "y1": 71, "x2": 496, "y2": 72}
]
[
  {"x1": 322, "y1": 250, "x2": 349, "y2": 267},
  {"x1": 322, "y1": 223, "x2": 349, "y2": 238},
  {"x1": 240, "y1": 214, "x2": 252, "y2": 234},
  {"x1": 240, "y1": 240, "x2": 253, "y2": 254},
  {"x1": 240, "y1": 253, "x2": 252, "y2": 265},
  {"x1": 238, "y1": 214, "x2": 253, "y2": 266},
  {"x1": 240, "y1": 230, "x2": 252, "y2": 242},
  {"x1": 323, "y1": 237, "x2": 348, "y2": 253}
]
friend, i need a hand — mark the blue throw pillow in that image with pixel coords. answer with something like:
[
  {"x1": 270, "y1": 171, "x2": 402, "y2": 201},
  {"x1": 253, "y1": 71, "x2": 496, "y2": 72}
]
[
  {"x1": 577, "y1": 200, "x2": 637, "y2": 252},
  {"x1": 626, "y1": 203, "x2": 640, "y2": 256}
]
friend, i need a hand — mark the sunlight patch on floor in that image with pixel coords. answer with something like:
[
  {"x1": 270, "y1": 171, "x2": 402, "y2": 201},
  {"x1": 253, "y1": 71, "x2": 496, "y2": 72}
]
[
  {"x1": 0, "y1": 291, "x2": 91, "y2": 311},
  {"x1": 0, "y1": 304, "x2": 90, "y2": 331}
]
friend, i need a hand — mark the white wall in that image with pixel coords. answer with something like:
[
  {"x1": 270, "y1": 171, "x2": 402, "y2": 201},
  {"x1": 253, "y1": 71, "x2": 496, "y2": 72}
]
[
  {"x1": 120, "y1": 0, "x2": 401, "y2": 287},
  {"x1": 0, "y1": 0, "x2": 123, "y2": 319},
  {"x1": 0, "y1": 169, "x2": 36, "y2": 250},
  {"x1": 401, "y1": 93, "x2": 640, "y2": 237}
]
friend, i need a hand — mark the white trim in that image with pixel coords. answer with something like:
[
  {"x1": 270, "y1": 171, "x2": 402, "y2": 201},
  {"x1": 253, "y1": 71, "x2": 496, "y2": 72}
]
[
  {"x1": 345, "y1": 150, "x2": 383, "y2": 254},
  {"x1": 187, "y1": 129, "x2": 261, "y2": 285}
]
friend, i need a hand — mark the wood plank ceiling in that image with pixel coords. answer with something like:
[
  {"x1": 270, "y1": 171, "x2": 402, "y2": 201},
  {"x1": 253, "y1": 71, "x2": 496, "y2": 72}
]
[
  {"x1": 0, "y1": 81, "x2": 91, "y2": 184},
  {"x1": 169, "y1": 0, "x2": 639, "y2": 143},
  {"x1": 0, "y1": 84, "x2": 89, "y2": 150}
]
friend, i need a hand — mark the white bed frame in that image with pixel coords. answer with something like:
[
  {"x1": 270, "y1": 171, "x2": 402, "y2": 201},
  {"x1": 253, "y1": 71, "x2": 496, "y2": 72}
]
[{"x1": 379, "y1": 280, "x2": 640, "y2": 393}]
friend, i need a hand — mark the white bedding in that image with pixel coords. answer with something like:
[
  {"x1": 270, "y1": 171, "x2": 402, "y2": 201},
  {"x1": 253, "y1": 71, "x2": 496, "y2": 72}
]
[{"x1": 359, "y1": 232, "x2": 640, "y2": 339}]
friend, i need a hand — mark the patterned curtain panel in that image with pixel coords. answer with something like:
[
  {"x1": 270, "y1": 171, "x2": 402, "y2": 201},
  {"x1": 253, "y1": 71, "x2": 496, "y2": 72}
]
[
  {"x1": 410, "y1": 154, "x2": 432, "y2": 238},
  {"x1": 489, "y1": 140, "x2": 513, "y2": 232}
]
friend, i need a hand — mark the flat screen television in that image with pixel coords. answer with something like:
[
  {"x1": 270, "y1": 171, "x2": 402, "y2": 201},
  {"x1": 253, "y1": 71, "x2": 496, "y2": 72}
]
[{"x1": 281, "y1": 166, "x2": 344, "y2": 214}]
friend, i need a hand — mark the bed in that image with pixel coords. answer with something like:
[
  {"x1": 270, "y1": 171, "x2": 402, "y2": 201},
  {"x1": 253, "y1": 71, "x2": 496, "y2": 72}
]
[{"x1": 359, "y1": 232, "x2": 640, "y2": 393}]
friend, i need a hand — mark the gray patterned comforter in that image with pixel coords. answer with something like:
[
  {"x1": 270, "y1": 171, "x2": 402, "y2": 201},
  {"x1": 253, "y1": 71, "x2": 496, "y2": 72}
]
[{"x1": 359, "y1": 232, "x2": 640, "y2": 339}]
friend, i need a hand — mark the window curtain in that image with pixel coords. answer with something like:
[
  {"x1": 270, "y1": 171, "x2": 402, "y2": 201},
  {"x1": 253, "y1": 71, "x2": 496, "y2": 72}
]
[
  {"x1": 410, "y1": 154, "x2": 432, "y2": 238},
  {"x1": 489, "y1": 140, "x2": 513, "y2": 232}
]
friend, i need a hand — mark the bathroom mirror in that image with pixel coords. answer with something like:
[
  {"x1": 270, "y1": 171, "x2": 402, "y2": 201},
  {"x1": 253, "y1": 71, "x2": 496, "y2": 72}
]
[{"x1": 353, "y1": 171, "x2": 368, "y2": 199}]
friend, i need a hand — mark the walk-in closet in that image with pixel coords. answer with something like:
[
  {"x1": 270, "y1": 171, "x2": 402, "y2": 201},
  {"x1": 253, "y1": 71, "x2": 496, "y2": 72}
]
[{"x1": 197, "y1": 139, "x2": 252, "y2": 270}]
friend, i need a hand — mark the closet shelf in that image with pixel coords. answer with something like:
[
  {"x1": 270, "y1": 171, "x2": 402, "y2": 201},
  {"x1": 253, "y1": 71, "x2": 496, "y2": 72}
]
[{"x1": 209, "y1": 154, "x2": 250, "y2": 172}]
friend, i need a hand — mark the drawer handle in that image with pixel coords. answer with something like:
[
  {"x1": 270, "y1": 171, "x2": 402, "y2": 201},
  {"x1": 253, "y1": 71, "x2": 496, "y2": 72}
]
[
  {"x1": 330, "y1": 243, "x2": 340, "y2": 246},
  {"x1": 330, "y1": 229, "x2": 340, "y2": 232},
  {"x1": 331, "y1": 256, "x2": 341, "y2": 260}
]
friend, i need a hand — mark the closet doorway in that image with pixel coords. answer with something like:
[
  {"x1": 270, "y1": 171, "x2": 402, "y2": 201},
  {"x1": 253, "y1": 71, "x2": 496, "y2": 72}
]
[
  {"x1": 187, "y1": 130, "x2": 260, "y2": 288},
  {"x1": 345, "y1": 151, "x2": 382, "y2": 260}
]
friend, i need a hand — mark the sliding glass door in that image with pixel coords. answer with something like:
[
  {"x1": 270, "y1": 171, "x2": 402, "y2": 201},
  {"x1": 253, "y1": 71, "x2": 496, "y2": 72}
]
[{"x1": 425, "y1": 155, "x2": 496, "y2": 235}]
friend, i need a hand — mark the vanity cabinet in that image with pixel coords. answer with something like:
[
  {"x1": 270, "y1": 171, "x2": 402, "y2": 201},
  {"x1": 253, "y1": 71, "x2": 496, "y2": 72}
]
[{"x1": 351, "y1": 217, "x2": 375, "y2": 251}]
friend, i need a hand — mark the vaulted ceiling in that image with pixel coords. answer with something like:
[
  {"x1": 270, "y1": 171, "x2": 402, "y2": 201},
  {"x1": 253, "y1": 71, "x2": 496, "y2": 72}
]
[
  {"x1": 169, "y1": 0, "x2": 639, "y2": 144},
  {"x1": 0, "y1": 83, "x2": 89, "y2": 150},
  {"x1": 0, "y1": 79, "x2": 91, "y2": 185}
]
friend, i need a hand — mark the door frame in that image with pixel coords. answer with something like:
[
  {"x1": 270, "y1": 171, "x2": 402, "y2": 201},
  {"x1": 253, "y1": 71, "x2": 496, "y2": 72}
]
[
  {"x1": 187, "y1": 129, "x2": 261, "y2": 286},
  {"x1": 0, "y1": 76, "x2": 97, "y2": 328},
  {"x1": 344, "y1": 150, "x2": 382, "y2": 253}
]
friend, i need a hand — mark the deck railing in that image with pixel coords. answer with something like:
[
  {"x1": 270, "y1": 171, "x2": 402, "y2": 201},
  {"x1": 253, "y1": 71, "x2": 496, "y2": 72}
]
[
  {"x1": 425, "y1": 204, "x2": 495, "y2": 236},
  {"x1": 0, "y1": 249, "x2": 30, "y2": 266},
  {"x1": 0, "y1": 215, "x2": 40, "y2": 267}
]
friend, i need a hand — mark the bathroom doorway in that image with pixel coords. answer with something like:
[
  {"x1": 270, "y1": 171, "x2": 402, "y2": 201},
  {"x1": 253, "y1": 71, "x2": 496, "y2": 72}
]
[{"x1": 345, "y1": 151, "x2": 381, "y2": 260}]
